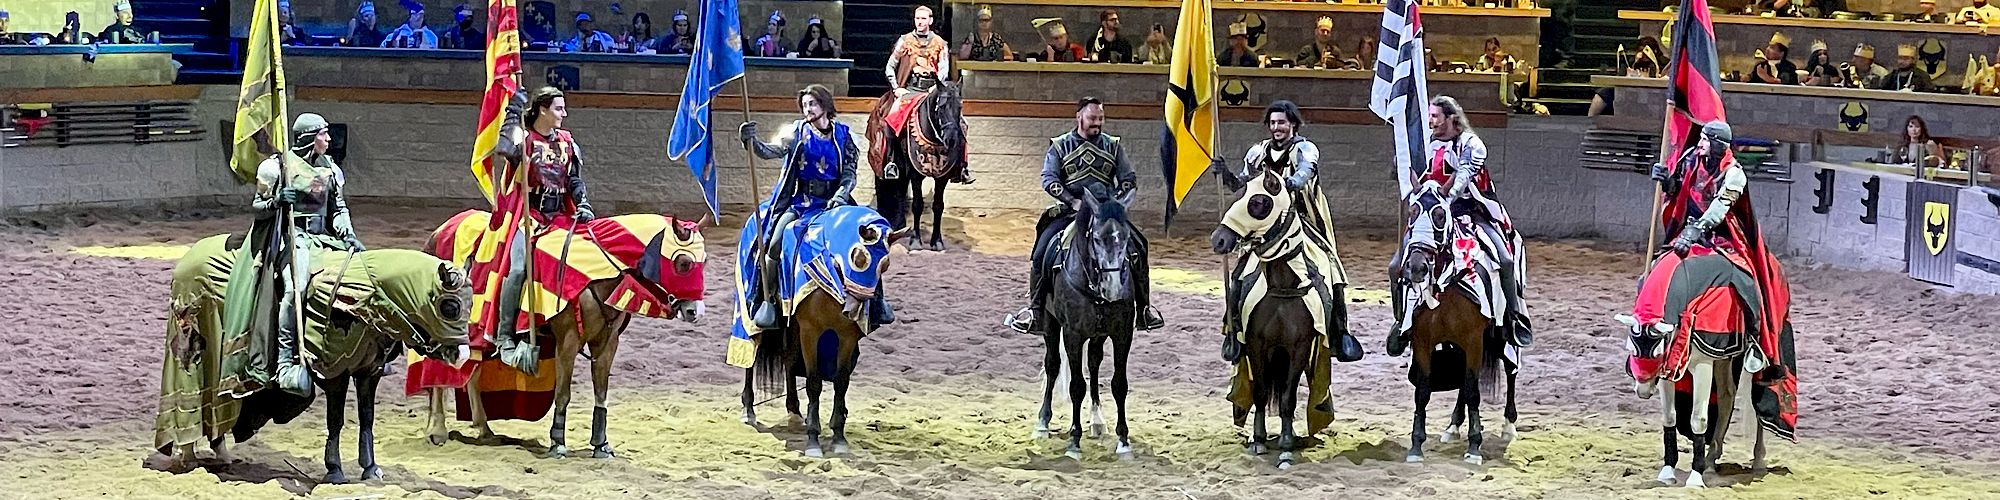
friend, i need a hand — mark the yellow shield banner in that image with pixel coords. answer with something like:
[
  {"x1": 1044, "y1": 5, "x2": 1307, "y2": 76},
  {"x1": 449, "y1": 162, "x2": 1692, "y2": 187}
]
[{"x1": 1906, "y1": 181, "x2": 1958, "y2": 285}]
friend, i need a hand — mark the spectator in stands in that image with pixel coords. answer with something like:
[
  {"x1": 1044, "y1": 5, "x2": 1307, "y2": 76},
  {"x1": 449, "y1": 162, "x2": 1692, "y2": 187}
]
[
  {"x1": 443, "y1": 3, "x2": 483, "y2": 50},
  {"x1": 1345, "y1": 35, "x2": 1377, "y2": 70},
  {"x1": 382, "y1": 0, "x2": 439, "y2": 48},
  {"x1": 1218, "y1": 22, "x2": 1258, "y2": 67},
  {"x1": 751, "y1": 10, "x2": 787, "y2": 57},
  {"x1": 959, "y1": 6, "x2": 1014, "y2": 62},
  {"x1": 796, "y1": 16, "x2": 839, "y2": 59},
  {"x1": 1294, "y1": 16, "x2": 1342, "y2": 69},
  {"x1": 1750, "y1": 0, "x2": 1838, "y2": 18},
  {"x1": 1088, "y1": 9, "x2": 1132, "y2": 63},
  {"x1": 1588, "y1": 38, "x2": 1662, "y2": 116},
  {"x1": 1029, "y1": 18, "x2": 1083, "y2": 62},
  {"x1": 346, "y1": 1, "x2": 386, "y2": 48},
  {"x1": 99, "y1": 0, "x2": 150, "y2": 44},
  {"x1": 617, "y1": 12, "x2": 654, "y2": 53},
  {"x1": 1916, "y1": 0, "x2": 1950, "y2": 23},
  {"x1": 278, "y1": 1, "x2": 304, "y2": 46},
  {"x1": 1802, "y1": 40, "x2": 1840, "y2": 86},
  {"x1": 1969, "y1": 47, "x2": 2000, "y2": 96},
  {"x1": 564, "y1": 12, "x2": 617, "y2": 53},
  {"x1": 1140, "y1": 24, "x2": 1169, "y2": 65},
  {"x1": 661, "y1": 10, "x2": 694, "y2": 55},
  {"x1": 1748, "y1": 31, "x2": 1798, "y2": 85},
  {"x1": 1956, "y1": 0, "x2": 2000, "y2": 24},
  {"x1": 0, "y1": 10, "x2": 24, "y2": 45},
  {"x1": 1892, "y1": 115, "x2": 1944, "y2": 168},
  {"x1": 59, "y1": 12, "x2": 85, "y2": 45},
  {"x1": 1477, "y1": 37, "x2": 1520, "y2": 75},
  {"x1": 1879, "y1": 44, "x2": 1935, "y2": 92},
  {"x1": 1841, "y1": 43, "x2": 1888, "y2": 89}
]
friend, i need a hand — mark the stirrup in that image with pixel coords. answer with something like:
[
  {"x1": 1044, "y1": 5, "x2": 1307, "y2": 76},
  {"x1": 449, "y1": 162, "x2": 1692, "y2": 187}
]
[
  {"x1": 1386, "y1": 329, "x2": 1411, "y2": 357},
  {"x1": 1138, "y1": 306, "x2": 1165, "y2": 331},
  {"x1": 1005, "y1": 307, "x2": 1041, "y2": 334}
]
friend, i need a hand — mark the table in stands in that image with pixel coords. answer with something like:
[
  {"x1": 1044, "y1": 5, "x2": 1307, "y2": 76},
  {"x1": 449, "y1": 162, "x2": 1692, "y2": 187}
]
[
  {"x1": 960, "y1": 60, "x2": 1511, "y2": 111},
  {"x1": 282, "y1": 47, "x2": 852, "y2": 96},
  {"x1": 0, "y1": 44, "x2": 194, "y2": 89}
]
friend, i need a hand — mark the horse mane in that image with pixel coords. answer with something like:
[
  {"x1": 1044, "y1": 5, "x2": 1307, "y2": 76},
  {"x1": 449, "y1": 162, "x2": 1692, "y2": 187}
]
[{"x1": 1092, "y1": 199, "x2": 1128, "y2": 222}]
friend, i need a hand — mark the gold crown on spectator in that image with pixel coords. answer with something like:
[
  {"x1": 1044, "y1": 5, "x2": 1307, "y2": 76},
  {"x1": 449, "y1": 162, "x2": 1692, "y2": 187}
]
[
  {"x1": 977, "y1": 5, "x2": 993, "y2": 19},
  {"x1": 1316, "y1": 16, "x2": 1333, "y2": 30},
  {"x1": 1638, "y1": 45, "x2": 1659, "y2": 63},
  {"x1": 1811, "y1": 39, "x2": 1827, "y2": 53},
  {"x1": 1034, "y1": 17, "x2": 1067, "y2": 38},
  {"x1": 1898, "y1": 44, "x2": 1917, "y2": 58},
  {"x1": 1768, "y1": 31, "x2": 1790, "y2": 47},
  {"x1": 1229, "y1": 22, "x2": 1248, "y2": 37},
  {"x1": 1855, "y1": 43, "x2": 1875, "y2": 59}
]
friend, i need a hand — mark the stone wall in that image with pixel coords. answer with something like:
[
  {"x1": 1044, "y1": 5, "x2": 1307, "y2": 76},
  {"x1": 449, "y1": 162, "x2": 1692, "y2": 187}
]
[
  {"x1": 283, "y1": 48, "x2": 851, "y2": 95},
  {"x1": 959, "y1": 67, "x2": 1505, "y2": 111},
  {"x1": 239, "y1": 0, "x2": 844, "y2": 43},
  {"x1": 0, "y1": 52, "x2": 179, "y2": 89},
  {"x1": 1781, "y1": 163, "x2": 2000, "y2": 293},
  {"x1": 953, "y1": 3, "x2": 1542, "y2": 69},
  {"x1": 0, "y1": 86, "x2": 239, "y2": 212}
]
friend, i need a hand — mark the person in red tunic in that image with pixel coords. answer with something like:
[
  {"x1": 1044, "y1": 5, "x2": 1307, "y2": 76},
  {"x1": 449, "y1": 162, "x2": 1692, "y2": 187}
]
[{"x1": 492, "y1": 86, "x2": 596, "y2": 341}]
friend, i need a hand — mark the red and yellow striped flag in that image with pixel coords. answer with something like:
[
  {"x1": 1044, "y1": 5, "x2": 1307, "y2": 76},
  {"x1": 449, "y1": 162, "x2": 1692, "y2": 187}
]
[{"x1": 466, "y1": 0, "x2": 529, "y2": 350}]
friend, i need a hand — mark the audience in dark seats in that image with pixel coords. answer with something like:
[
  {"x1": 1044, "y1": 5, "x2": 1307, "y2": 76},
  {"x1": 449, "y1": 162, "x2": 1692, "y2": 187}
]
[
  {"x1": 1218, "y1": 22, "x2": 1258, "y2": 67},
  {"x1": 1893, "y1": 115, "x2": 1944, "y2": 168},
  {"x1": 1029, "y1": 18, "x2": 1083, "y2": 62},
  {"x1": 660, "y1": 10, "x2": 694, "y2": 55},
  {"x1": 382, "y1": 0, "x2": 439, "y2": 48},
  {"x1": 1801, "y1": 40, "x2": 1839, "y2": 86},
  {"x1": 617, "y1": 12, "x2": 654, "y2": 53},
  {"x1": 1748, "y1": 31, "x2": 1797, "y2": 85},
  {"x1": 1878, "y1": 44, "x2": 1935, "y2": 92},
  {"x1": 751, "y1": 10, "x2": 786, "y2": 57},
  {"x1": 278, "y1": 1, "x2": 304, "y2": 45},
  {"x1": 1916, "y1": 0, "x2": 1949, "y2": 23},
  {"x1": 100, "y1": 0, "x2": 150, "y2": 44},
  {"x1": 959, "y1": 6, "x2": 1013, "y2": 62},
  {"x1": 1140, "y1": 24, "x2": 1169, "y2": 65},
  {"x1": 1842, "y1": 44, "x2": 1889, "y2": 89},
  {"x1": 1295, "y1": 16, "x2": 1342, "y2": 69},
  {"x1": 796, "y1": 16, "x2": 839, "y2": 59},
  {"x1": 1956, "y1": 0, "x2": 2000, "y2": 24},
  {"x1": 1088, "y1": 9, "x2": 1132, "y2": 63},
  {"x1": 346, "y1": 1, "x2": 386, "y2": 47},
  {"x1": 564, "y1": 12, "x2": 616, "y2": 53},
  {"x1": 0, "y1": 11, "x2": 29, "y2": 45},
  {"x1": 442, "y1": 3, "x2": 483, "y2": 50}
]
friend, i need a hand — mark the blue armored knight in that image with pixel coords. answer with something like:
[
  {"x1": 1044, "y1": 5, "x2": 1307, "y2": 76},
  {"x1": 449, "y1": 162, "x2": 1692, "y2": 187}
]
[{"x1": 739, "y1": 84, "x2": 893, "y2": 328}]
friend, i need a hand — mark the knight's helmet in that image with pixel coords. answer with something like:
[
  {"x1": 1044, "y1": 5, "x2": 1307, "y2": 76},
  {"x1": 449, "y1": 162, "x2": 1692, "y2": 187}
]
[{"x1": 1701, "y1": 121, "x2": 1733, "y2": 154}]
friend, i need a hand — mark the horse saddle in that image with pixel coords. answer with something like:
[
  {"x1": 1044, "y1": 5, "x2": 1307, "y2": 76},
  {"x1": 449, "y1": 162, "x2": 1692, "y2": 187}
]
[{"x1": 882, "y1": 90, "x2": 928, "y2": 136}]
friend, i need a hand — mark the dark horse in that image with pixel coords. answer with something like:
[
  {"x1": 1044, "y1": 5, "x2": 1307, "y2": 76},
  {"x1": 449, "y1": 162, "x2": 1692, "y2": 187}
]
[
  {"x1": 1396, "y1": 185, "x2": 1519, "y2": 465},
  {"x1": 866, "y1": 81, "x2": 967, "y2": 251},
  {"x1": 1210, "y1": 163, "x2": 1350, "y2": 470},
  {"x1": 738, "y1": 206, "x2": 904, "y2": 458},
  {"x1": 1032, "y1": 194, "x2": 1141, "y2": 460}
]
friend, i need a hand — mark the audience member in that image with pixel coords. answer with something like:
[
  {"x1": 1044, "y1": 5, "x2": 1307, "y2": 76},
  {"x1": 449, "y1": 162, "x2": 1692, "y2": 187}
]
[
  {"x1": 442, "y1": 3, "x2": 483, "y2": 50},
  {"x1": 1956, "y1": 0, "x2": 2000, "y2": 24},
  {"x1": 660, "y1": 10, "x2": 693, "y2": 55},
  {"x1": 1088, "y1": 9, "x2": 1132, "y2": 63},
  {"x1": 1748, "y1": 31, "x2": 1797, "y2": 84},
  {"x1": 1892, "y1": 115, "x2": 1944, "y2": 168},
  {"x1": 959, "y1": 6, "x2": 1013, "y2": 62},
  {"x1": 1879, "y1": 44, "x2": 1935, "y2": 92},
  {"x1": 382, "y1": 0, "x2": 439, "y2": 48},
  {"x1": 1140, "y1": 24, "x2": 1169, "y2": 65},
  {"x1": 618, "y1": 12, "x2": 654, "y2": 53},
  {"x1": 100, "y1": 0, "x2": 150, "y2": 44},
  {"x1": 1477, "y1": 37, "x2": 1520, "y2": 74},
  {"x1": 796, "y1": 16, "x2": 839, "y2": 59},
  {"x1": 1842, "y1": 43, "x2": 1889, "y2": 89},
  {"x1": 750, "y1": 10, "x2": 786, "y2": 57},
  {"x1": 1968, "y1": 47, "x2": 2000, "y2": 96},
  {"x1": 1346, "y1": 35, "x2": 1378, "y2": 70},
  {"x1": 278, "y1": 1, "x2": 303, "y2": 45},
  {"x1": 0, "y1": 10, "x2": 26, "y2": 45},
  {"x1": 1589, "y1": 37, "x2": 1662, "y2": 117},
  {"x1": 346, "y1": 1, "x2": 386, "y2": 47},
  {"x1": 1218, "y1": 22, "x2": 1258, "y2": 67},
  {"x1": 1916, "y1": 0, "x2": 1950, "y2": 23},
  {"x1": 59, "y1": 11, "x2": 85, "y2": 45},
  {"x1": 1294, "y1": 16, "x2": 1342, "y2": 69},
  {"x1": 564, "y1": 12, "x2": 616, "y2": 53},
  {"x1": 1801, "y1": 39, "x2": 1839, "y2": 86},
  {"x1": 1029, "y1": 18, "x2": 1083, "y2": 62}
]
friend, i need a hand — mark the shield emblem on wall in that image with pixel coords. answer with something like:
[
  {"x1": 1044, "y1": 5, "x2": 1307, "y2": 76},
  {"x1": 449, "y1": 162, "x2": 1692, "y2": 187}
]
[
  {"x1": 1838, "y1": 101, "x2": 1868, "y2": 132},
  {"x1": 1924, "y1": 201, "x2": 1951, "y2": 256},
  {"x1": 1907, "y1": 181, "x2": 1958, "y2": 285}
]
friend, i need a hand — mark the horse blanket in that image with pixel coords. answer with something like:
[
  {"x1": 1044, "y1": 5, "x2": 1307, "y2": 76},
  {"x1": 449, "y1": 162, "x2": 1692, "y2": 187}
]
[
  {"x1": 727, "y1": 204, "x2": 894, "y2": 368},
  {"x1": 404, "y1": 210, "x2": 705, "y2": 421},
  {"x1": 1395, "y1": 207, "x2": 1527, "y2": 339},
  {"x1": 1221, "y1": 204, "x2": 1349, "y2": 436},
  {"x1": 1630, "y1": 250, "x2": 1799, "y2": 442},
  {"x1": 157, "y1": 235, "x2": 465, "y2": 458}
]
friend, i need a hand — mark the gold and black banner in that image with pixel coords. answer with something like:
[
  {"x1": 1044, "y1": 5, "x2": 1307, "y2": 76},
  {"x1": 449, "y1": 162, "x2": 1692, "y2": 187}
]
[{"x1": 1906, "y1": 180, "x2": 1959, "y2": 285}]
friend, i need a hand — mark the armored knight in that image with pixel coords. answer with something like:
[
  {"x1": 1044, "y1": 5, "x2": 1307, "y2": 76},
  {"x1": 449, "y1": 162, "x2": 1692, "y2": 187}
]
[
  {"x1": 252, "y1": 112, "x2": 364, "y2": 396},
  {"x1": 741, "y1": 84, "x2": 891, "y2": 328}
]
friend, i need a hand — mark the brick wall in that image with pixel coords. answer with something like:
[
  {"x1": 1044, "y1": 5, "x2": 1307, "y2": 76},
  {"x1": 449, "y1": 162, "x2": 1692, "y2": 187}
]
[
  {"x1": 951, "y1": 4, "x2": 1541, "y2": 69},
  {"x1": 0, "y1": 86, "x2": 239, "y2": 213},
  {"x1": 239, "y1": 0, "x2": 844, "y2": 43},
  {"x1": 1612, "y1": 81, "x2": 2000, "y2": 140},
  {"x1": 0, "y1": 52, "x2": 178, "y2": 89}
]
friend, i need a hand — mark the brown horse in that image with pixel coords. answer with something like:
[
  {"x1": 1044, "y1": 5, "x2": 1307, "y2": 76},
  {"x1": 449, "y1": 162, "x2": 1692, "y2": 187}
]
[
  {"x1": 865, "y1": 81, "x2": 966, "y2": 251},
  {"x1": 414, "y1": 211, "x2": 707, "y2": 459},
  {"x1": 1396, "y1": 185, "x2": 1519, "y2": 465}
]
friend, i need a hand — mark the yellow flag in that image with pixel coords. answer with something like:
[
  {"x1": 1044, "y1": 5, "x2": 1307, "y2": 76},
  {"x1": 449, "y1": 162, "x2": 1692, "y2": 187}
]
[
  {"x1": 1162, "y1": 0, "x2": 1216, "y2": 215},
  {"x1": 229, "y1": 0, "x2": 288, "y2": 184}
]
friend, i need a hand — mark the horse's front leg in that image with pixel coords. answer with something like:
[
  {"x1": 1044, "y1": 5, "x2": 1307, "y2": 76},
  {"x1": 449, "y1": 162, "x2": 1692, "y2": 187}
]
[
  {"x1": 831, "y1": 343, "x2": 858, "y2": 456},
  {"x1": 1110, "y1": 332, "x2": 1134, "y2": 460},
  {"x1": 740, "y1": 367, "x2": 758, "y2": 426},
  {"x1": 1686, "y1": 358, "x2": 1716, "y2": 488},
  {"x1": 1064, "y1": 333, "x2": 1088, "y2": 460},
  {"x1": 356, "y1": 374, "x2": 384, "y2": 480},
  {"x1": 318, "y1": 375, "x2": 351, "y2": 483},
  {"x1": 1087, "y1": 336, "x2": 1106, "y2": 439},
  {"x1": 803, "y1": 373, "x2": 825, "y2": 458},
  {"x1": 928, "y1": 178, "x2": 949, "y2": 251},
  {"x1": 909, "y1": 174, "x2": 928, "y2": 251},
  {"x1": 466, "y1": 365, "x2": 495, "y2": 441},
  {"x1": 1659, "y1": 378, "x2": 1682, "y2": 485},
  {"x1": 1406, "y1": 360, "x2": 1432, "y2": 462},
  {"x1": 587, "y1": 319, "x2": 626, "y2": 459},
  {"x1": 1276, "y1": 363, "x2": 1303, "y2": 470},
  {"x1": 1462, "y1": 357, "x2": 1486, "y2": 465},
  {"x1": 426, "y1": 388, "x2": 449, "y2": 446},
  {"x1": 545, "y1": 330, "x2": 582, "y2": 459},
  {"x1": 1035, "y1": 328, "x2": 1059, "y2": 439}
]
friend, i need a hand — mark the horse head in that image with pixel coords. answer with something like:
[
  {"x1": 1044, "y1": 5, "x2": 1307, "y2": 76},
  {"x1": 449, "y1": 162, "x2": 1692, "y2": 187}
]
[
  {"x1": 1073, "y1": 193, "x2": 1138, "y2": 304},
  {"x1": 641, "y1": 217, "x2": 708, "y2": 322},
  {"x1": 821, "y1": 206, "x2": 898, "y2": 321},
  {"x1": 377, "y1": 255, "x2": 473, "y2": 369},
  {"x1": 1211, "y1": 149, "x2": 1296, "y2": 255},
  {"x1": 921, "y1": 81, "x2": 968, "y2": 169},
  {"x1": 1399, "y1": 181, "x2": 1453, "y2": 293}
]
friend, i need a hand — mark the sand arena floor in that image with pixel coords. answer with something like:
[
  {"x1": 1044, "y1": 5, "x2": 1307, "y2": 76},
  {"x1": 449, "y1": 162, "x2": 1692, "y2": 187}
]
[{"x1": 1, "y1": 202, "x2": 1998, "y2": 499}]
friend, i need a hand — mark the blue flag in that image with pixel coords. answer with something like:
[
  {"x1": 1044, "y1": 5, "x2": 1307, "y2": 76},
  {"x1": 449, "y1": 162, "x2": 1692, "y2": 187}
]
[{"x1": 666, "y1": 0, "x2": 745, "y2": 218}]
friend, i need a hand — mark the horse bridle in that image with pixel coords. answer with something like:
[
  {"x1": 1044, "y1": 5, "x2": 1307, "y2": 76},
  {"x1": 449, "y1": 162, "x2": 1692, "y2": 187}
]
[{"x1": 907, "y1": 88, "x2": 961, "y2": 171}]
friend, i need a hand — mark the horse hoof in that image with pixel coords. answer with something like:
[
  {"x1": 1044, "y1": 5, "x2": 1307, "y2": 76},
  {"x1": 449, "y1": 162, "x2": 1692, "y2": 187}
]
[
  {"x1": 804, "y1": 447, "x2": 824, "y2": 459},
  {"x1": 1685, "y1": 473, "x2": 1706, "y2": 489},
  {"x1": 1657, "y1": 466, "x2": 1679, "y2": 485},
  {"x1": 1463, "y1": 454, "x2": 1484, "y2": 465},
  {"x1": 787, "y1": 413, "x2": 805, "y2": 427},
  {"x1": 1115, "y1": 442, "x2": 1133, "y2": 459},
  {"x1": 1405, "y1": 453, "x2": 1423, "y2": 463},
  {"x1": 1753, "y1": 459, "x2": 1768, "y2": 474},
  {"x1": 833, "y1": 442, "x2": 851, "y2": 455},
  {"x1": 1503, "y1": 422, "x2": 1519, "y2": 441},
  {"x1": 1278, "y1": 452, "x2": 1296, "y2": 470},
  {"x1": 1032, "y1": 426, "x2": 1051, "y2": 439},
  {"x1": 427, "y1": 433, "x2": 448, "y2": 447},
  {"x1": 593, "y1": 444, "x2": 616, "y2": 459},
  {"x1": 1246, "y1": 443, "x2": 1266, "y2": 456},
  {"x1": 544, "y1": 445, "x2": 569, "y2": 459},
  {"x1": 361, "y1": 466, "x2": 383, "y2": 481},
  {"x1": 1065, "y1": 448, "x2": 1083, "y2": 460},
  {"x1": 740, "y1": 412, "x2": 756, "y2": 426},
  {"x1": 1440, "y1": 425, "x2": 1459, "y2": 443},
  {"x1": 323, "y1": 470, "x2": 348, "y2": 484}
]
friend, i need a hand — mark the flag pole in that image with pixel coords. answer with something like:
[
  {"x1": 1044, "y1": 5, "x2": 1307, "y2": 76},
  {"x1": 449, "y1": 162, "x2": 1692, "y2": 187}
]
[{"x1": 740, "y1": 80, "x2": 760, "y2": 206}]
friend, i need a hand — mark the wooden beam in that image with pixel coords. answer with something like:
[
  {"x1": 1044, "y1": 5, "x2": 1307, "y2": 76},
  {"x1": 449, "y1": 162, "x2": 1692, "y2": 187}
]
[{"x1": 0, "y1": 85, "x2": 200, "y2": 103}]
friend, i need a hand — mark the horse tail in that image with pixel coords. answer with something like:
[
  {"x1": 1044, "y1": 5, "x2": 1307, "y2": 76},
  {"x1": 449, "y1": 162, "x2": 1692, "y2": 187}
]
[
  {"x1": 1253, "y1": 346, "x2": 1290, "y2": 410},
  {"x1": 751, "y1": 330, "x2": 792, "y2": 396}
]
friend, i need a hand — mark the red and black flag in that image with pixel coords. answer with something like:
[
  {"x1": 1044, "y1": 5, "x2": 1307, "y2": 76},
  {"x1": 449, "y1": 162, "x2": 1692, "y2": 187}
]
[{"x1": 1656, "y1": 0, "x2": 1798, "y2": 442}]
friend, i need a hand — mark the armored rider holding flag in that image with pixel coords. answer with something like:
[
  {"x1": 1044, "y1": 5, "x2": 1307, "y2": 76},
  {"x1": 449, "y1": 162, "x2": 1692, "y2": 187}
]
[
  {"x1": 252, "y1": 112, "x2": 364, "y2": 396},
  {"x1": 489, "y1": 86, "x2": 597, "y2": 350}
]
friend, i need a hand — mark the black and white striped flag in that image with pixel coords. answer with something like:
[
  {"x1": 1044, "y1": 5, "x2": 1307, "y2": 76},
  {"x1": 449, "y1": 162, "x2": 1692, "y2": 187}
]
[{"x1": 1369, "y1": 0, "x2": 1430, "y2": 200}]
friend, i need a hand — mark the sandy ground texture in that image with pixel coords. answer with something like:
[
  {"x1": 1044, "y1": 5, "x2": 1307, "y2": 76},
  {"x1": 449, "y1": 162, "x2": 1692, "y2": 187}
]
[{"x1": 1, "y1": 202, "x2": 1998, "y2": 499}]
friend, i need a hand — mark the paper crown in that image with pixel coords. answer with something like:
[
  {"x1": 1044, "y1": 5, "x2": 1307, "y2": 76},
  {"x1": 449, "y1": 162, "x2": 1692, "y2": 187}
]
[
  {"x1": 1316, "y1": 15, "x2": 1332, "y2": 30},
  {"x1": 1898, "y1": 44, "x2": 1917, "y2": 58},
  {"x1": 1228, "y1": 22, "x2": 1248, "y2": 37},
  {"x1": 768, "y1": 10, "x2": 784, "y2": 26},
  {"x1": 807, "y1": 15, "x2": 822, "y2": 26},
  {"x1": 672, "y1": 10, "x2": 687, "y2": 22},
  {"x1": 114, "y1": 0, "x2": 132, "y2": 12},
  {"x1": 359, "y1": 1, "x2": 376, "y2": 16},
  {"x1": 978, "y1": 5, "x2": 993, "y2": 19},
  {"x1": 1768, "y1": 31, "x2": 1790, "y2": 47},
  {"x1": 1855, "y1": 43, "x2": 1874, "y2": 59},
  {"x1": 575, "y1": 12, "x2": 592, "y2": 23},
  {"x1": 1033, "y1": 17, "x2": 1067, "y2": 38},
  {"x1": 1811, "y1": 39, "x2": 1827, "y2": 53}
]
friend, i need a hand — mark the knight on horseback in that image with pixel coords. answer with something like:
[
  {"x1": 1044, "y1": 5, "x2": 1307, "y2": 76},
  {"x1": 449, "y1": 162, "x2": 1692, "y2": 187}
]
[
  {"x1": 1387, "y1": 95, "x2": 1531, "y2": 356},
  {"x1": 741, "y1": 84, "x2": 894, "y2": 329},
  {"x1": 251, "y1": 111, "x2": 365, "y2": 397},
  {"x1": 491, "y1": 86, "x2": 597, "y2": 363},
  {"x1": 1006, "y1": 97, "x2": 1164, "y2": 334},
  {"x1": 883, "y1": 4, "x2": 970, "y2": 184}
]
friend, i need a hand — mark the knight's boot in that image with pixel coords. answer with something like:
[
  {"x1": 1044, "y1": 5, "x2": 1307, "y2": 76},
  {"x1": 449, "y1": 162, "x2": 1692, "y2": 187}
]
[
  {"x1": 952, "y1": 164, "x2": 976, "y2": 185},
  {"x1": 1135, "y1": 262, "x2": 1165, "y2": 331},
  {"x1": 1007, "y1": 259, "x2": 1049, "y2": 334},
  {"x1": 1386, "y1": 283, "x2": 1411, "y2": 357},
  {"x1": 1220, "y1": 332, "x2": 1244, "y2": 363},
  {"x1": 869, "y1": 285, "x2": 896, "y2": 327},
  {"x1": 1498, "y1": 264, "x2": 1533, "y2": 348},
  {"x1": 274, "y1": 301, "x2": 313, "y2": 398},
  {"x1": 753, "y1": 242, "x2": 783, "y2": 330}
]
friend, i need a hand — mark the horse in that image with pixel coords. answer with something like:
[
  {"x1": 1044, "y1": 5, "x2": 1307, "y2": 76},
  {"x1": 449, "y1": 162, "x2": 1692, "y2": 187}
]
[
  {"x1": 736, "y1": 205, "x2": 903, "y2": 458},
  {"x1": 408, "y1": 211, "x2": 707, "y2": 459},
  {"x1": 1395, "y1": 183, "x2": 1520, "y2": 465},
  {"x1": 153, "y1": 234, "x2": 470, "y2": 483},
  {"x1": 1031, "y1": 193, "x2": 1141, "y2": 461},
  {"x1": 1618, "y1": 252, "x2": 1772, "y2": 488},
  {"x1": 866, "y1": 80, "x2": 967, "y2": 251},
  {"x1": 1209, "y1": 161, "x2": 1354, "y2": 470}
]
